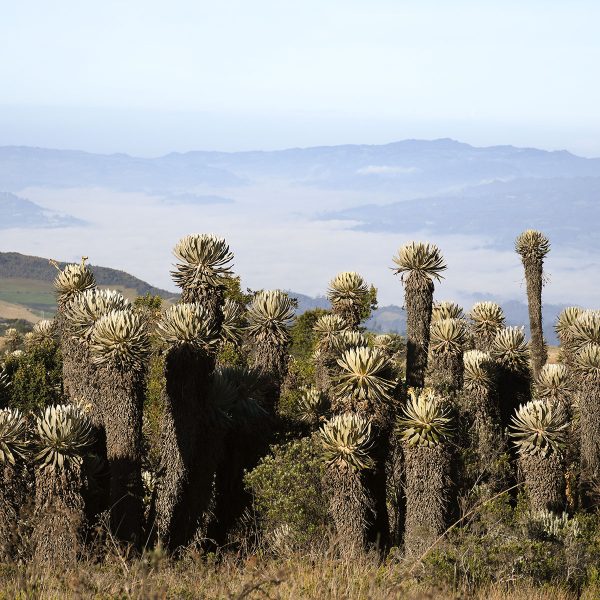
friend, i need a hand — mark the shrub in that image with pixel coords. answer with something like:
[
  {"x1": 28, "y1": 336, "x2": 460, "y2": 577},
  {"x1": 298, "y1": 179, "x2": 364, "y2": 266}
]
[
  {"x1": 244, "y1": 435, "x2": 329, "y2": 549},
  {"x1": 2, "y1": 342, "x2": 63, "y2": 411},
  {"x1": 277, "y1": 357, "x2": 314, "y2": 423},
  {"x1": 289, "y1": 308, "x2": 328, "y2": 364},
  {"x1": 418, "y1": 499, "x2": 600, "y2": 593},
  {"x1": 142, "y1": 351, "x2": 165, "y2": 468}
]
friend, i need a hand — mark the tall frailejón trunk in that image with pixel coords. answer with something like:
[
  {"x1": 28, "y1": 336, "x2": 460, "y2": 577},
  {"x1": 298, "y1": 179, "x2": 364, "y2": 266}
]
[
  {"x1": 405, "y1": 274, "x2": 434, "y2": 389},
  {"x1": 523, "y1": 258, "x2": 547, "y2": 377},
  {"x1": 156, "y1": 346, "x2": 215, "y2": 550},
  {"x1": 97, "y1": 365, "x2": 146, "y2": 545},
  {"x1": 515, "y1": 230, "x2": 550, "y2": 378},
  {"x1": 403, "y1": 444, "x2": 449, "y2": 558}
]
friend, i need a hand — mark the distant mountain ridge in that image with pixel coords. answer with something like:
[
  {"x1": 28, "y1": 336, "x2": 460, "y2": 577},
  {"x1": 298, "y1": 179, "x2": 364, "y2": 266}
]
[
  {"x1": 0, "y1": 139, "x2": 592, "y2": 338},
  {"x1": 292, "y1": 292, "x2": 564, "y2": 343},
  {"x1": 2, "y1": 139, "x2": 600, "y2": 196},
  {"x1": 322, "y1": 175, "x2": 600, "y2": 249}
]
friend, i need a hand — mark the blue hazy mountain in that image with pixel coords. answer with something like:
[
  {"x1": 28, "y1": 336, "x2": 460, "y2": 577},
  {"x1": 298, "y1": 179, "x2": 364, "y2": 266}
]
[
  {"x1": 291, "y1": 291, "x2": 564, "y2": 344},
  {"x1": 2, "y1": 139, "x2": 600, "y2": 197},
  {"x1": 0, "y1": 192, "x2": 84, "y2": 228},
  {"x1": 0, "y1": 139, "x2": 596, "y2": 336},
  {"x1": 170, "y1": 138, "x2": 600, "y2": 194},
  {"x1": 321, "y1": 176, "x2": 600, "y2": 250},
  {"x1": 0, "y1": 146, "x2": 243, "y2": 192}
]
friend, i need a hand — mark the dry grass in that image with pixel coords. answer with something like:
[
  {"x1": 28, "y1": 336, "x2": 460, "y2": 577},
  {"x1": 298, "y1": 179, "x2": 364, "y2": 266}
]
[
  {"x1": 0, "y1": 299, "x2": 41, "y2": 323},
  {"x1": 0, "y1": 549, "x2": 595, "y2": 600},
  {"x1": 546, "y1": 345, "x2": 560, "y2": 364}
]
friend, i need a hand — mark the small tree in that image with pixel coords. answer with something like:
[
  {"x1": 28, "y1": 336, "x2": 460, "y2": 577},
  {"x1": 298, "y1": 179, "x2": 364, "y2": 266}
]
[
  {"x1": 32, "y1": 404, "x2": 93, "y2": 565},
  {"x1": 0, "y1": 408, "x2": 29, "y2": 561},
  {"x1": 246, "y1": 290, "x2": 295, "y2": 413},
  {"x1": 319, "y1": 412, "x2": 375, "y2": 556},
  {"x1": 154, "y1": 302, "x2": 219, "y2": 550},
  {"x1": 469, "y1": 302, "x2": 505, "y2": 352},
  {"x1": 290, "y1": 308, "x2": 329, "y2": 363},
  {"x1": 392, "y1": 242, "x2": 447, "y2": 388},
  {"x1": 7, "y1": 341, "x2": 63, "y2": 412},
  {"x1": 398, "y1": 388, "x2": 453, "y2": 557},
  {"x1": 515, "y1": 230, "x2": 550, "y2": 377},
  {"x1": 510, "y1": 399, "x2": 568, "y2": 512},
  {"x1": 491, "y1": 327, "x2": 531, "y2": 427},
  {"x1": 245, "y1": 435, "x2": 328, "y2": 551},
  {"x1": 428, "y1": 317, "x2": 467, "y2": 394},
  {"x1": 327, "y1": 272, "x2": 370, "y2": 330},
  {"x1": 90, "y1": 309, "x2": 150, "y2": 545}
]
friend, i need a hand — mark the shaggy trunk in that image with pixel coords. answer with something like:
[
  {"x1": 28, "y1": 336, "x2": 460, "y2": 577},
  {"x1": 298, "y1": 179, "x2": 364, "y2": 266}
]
[
  {"x1": 330, "y1": 396, "x2": 394, "y2": 552},
  {"x1": 55, "y1": 308, "x2": 81, "y2": 402},
  {"x1": 0, "y1": 463, "x2": 30, "y2": 561},
  {"x1": 362, "y1": 428, "x2": 391, "y2": 550},
  {"x1": 473, "y1": 330, "x2": 497, "y2": 353},
  {"x1": 70, "y1": 343, "x2": 103, "y2": 426},
  {"x1": 250, "y1": 344, "x2": 288, "y2": 414},
  {"x1": 386, "y1": 442, "x2": 405, "y2": 547},
  {"x1": 96, "y1": 365, "x2": 145, "y2": 546},
  {"x1": 325, "y1": 465, "x2": 373, "y2": 557},
  {"x1": 176, "y1": 282, "x2": 228, "y2": 545},
  {"x1": 208, "y1": 422, "x2": 270, "y2": 546},
  {"x1": 428, "y1": 352, "x2": 464, "y2": 395},
  {"x1": 496, "y1": 366, "x2": 531, "y2": 430},
  {"x1": 459, "y1": 379, "x2": 507, "y2": 493},
  {"x1": 181, "y1": 286, "x2": 225, "y2": 332},
  {"x1": 67, "y1": 341, "x2": 110, "y2": 528},
  {"x1": 558, "y1": 336, "x2": 578, "y2": 375},
  {"x1": 578, "y1": 376, "x2": 600, "y2": 507},
  {"x1": 522, "y1": 259, "x2": 547, "y2": 377},
  {"x1": 32, "y1": 463, "x2": 86, "y2": 566},
  {"x1": 332, "y1": 304, "x2": 360, "y2": 331},
  {"x1": 519, "y1": 453, "x2": 565, "y2": 512},
  {"x1": 403, "y1": 444, "x2": 450, "y2": 558},
  {"x1": 314, "y1": 346, "x2": 338, "y2": 399},
  {"x1": 404, "y1": 275, "x2": 434, "y2": 388},
  {"x1": 155, "y1": 346, "x2": 214, "y2": 551}
]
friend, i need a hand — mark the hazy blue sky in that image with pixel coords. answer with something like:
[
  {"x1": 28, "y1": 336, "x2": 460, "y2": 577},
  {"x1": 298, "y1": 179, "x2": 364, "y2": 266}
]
[{"x1": 1, "y1": 1, "x2": 599, "y2": 156}]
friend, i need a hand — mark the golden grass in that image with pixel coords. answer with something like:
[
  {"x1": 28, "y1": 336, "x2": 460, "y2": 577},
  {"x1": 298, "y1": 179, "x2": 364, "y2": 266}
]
[
  {"x1": 0, "y1": 299, "x2": 42, "y2": 323},
  {"x1": 0, "y1": 551, "x2": 594, "y2": 600},
  {"x1": 546, "y1": 345, "x2": 560, "y2": 364}
]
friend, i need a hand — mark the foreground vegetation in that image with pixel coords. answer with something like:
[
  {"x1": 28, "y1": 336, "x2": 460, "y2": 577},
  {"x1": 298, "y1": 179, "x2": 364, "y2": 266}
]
[
  {"x1": 1, "y1": 549, "x2": 599, "y2": 599},
  {"x1": 1, "y1": 229, "x2": 599, "y2": 598}
]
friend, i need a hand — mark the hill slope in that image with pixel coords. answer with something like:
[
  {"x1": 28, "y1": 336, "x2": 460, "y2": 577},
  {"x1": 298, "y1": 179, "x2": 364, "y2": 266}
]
[{"x1": 0, "y1": 252, "x2": 176, "y2": 317}]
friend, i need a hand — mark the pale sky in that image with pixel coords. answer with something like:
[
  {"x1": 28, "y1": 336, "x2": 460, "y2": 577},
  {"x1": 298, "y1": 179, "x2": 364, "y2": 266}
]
[{"x1": 1, "y1": 1, "x2": 600, "y2": 156}]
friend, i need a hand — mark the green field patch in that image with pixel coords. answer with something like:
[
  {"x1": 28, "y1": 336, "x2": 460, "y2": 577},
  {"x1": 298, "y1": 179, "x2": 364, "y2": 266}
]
[{"x1": 0, "y1": 278, "x2": 56, "y2": 311}]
